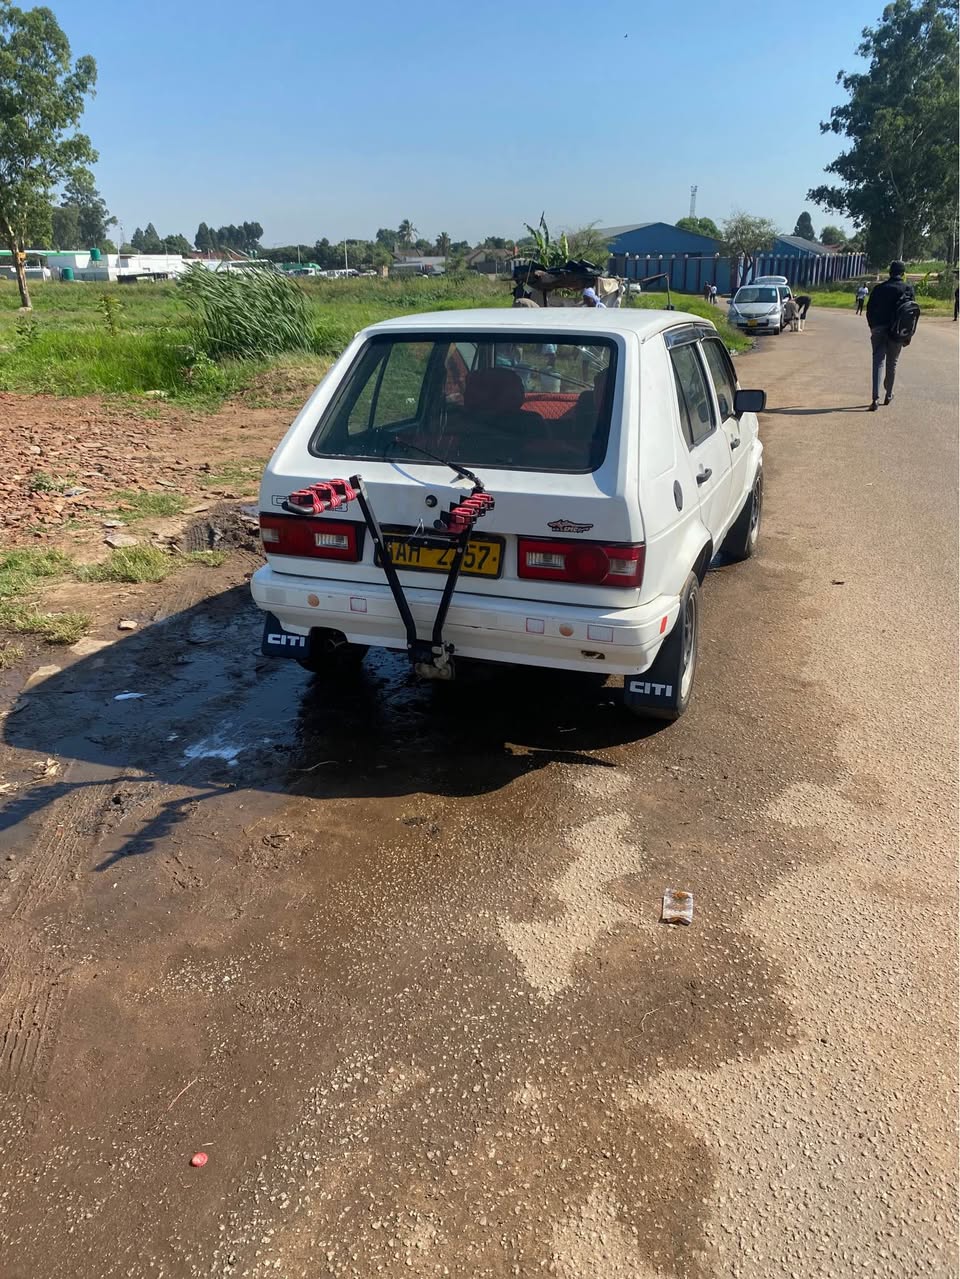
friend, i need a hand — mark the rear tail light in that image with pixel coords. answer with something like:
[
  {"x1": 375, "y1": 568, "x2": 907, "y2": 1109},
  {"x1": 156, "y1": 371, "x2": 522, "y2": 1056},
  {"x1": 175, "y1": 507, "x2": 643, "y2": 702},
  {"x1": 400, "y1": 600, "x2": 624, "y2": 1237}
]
[
  {"x1": 517, "y1": 538, "x2": 644, "y2": 588},
  {"x1": 259, "y1": 514, "x2": 363, "y2": 562}
]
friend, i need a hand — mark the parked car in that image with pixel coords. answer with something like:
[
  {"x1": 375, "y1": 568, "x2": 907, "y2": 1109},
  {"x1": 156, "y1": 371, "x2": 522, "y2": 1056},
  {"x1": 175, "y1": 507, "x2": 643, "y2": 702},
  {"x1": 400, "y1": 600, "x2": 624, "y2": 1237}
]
[
  {"x1": 728, "y1": 285, "x2": 787, "y2": 335},
  {"x1": 252, "y1": 308, "x2": 766, "y2": 720}
]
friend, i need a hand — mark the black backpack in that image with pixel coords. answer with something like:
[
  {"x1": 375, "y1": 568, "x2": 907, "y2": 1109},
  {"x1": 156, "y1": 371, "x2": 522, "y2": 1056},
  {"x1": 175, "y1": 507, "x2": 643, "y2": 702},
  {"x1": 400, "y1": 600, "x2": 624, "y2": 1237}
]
[{"x1": 890, "y1": 295, "x2": 921, "y2": 344}]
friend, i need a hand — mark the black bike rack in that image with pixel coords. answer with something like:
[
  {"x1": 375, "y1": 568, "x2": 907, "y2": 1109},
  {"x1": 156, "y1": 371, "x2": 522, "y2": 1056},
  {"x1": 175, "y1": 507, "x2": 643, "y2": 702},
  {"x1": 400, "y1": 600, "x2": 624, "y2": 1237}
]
[{"x1": 282, "y1": 473, "x2": 494, "y2": 680}]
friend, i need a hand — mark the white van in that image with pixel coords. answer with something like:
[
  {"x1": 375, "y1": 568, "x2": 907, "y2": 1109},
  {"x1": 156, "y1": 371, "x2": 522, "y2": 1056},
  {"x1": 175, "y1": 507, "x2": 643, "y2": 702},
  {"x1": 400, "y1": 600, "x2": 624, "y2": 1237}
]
[{"x1": 252, "y1": 308, "x2": 765, "y2": 720}]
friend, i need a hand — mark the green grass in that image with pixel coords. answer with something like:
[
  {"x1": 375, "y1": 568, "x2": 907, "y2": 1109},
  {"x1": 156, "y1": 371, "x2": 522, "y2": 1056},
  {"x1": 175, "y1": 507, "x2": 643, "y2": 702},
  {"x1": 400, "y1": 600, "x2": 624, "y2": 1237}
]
[
  {"x1": 0, "y1": 604, "x2": 90, "y2": 645},
  {"x1": 76, "y1": 545, "x2": 231, "y2": 583},
  {"x1": 2, "y1": 273, "x2": 761, "y2": 402},
  {"x1": 108, "y1": 489, "x2": 188, "y2": 519},
  {"x1": 0, "y1": 548, "x2": 72, "y2": 601},
  {"x1": 0, "y1": 548, "x2": 89, "y2": 643},
  {"x1": 0, "y1": 275, "x2": 512, "y2": 402},
  {"x1": 184, "y1": 550, "x2": 228, "y2": 567},
  {"x1": 77, "y1": 545, "x2": 177, "y2": 584},
  {"x1": 626, "y1": 291, "x2": 751, "y2": 351},
  {"x1": 0, "y1": 540, "x2": 231, "y2": 646},
  {"x1": 805, "y1": 287, "x2": 954, "y2": 315},
  {"x1": 0, "y1": 641, "x2": 24, "y2": 669},
  {"x1": 198, "y1": 459, "x2": 265, "y2": 490}
]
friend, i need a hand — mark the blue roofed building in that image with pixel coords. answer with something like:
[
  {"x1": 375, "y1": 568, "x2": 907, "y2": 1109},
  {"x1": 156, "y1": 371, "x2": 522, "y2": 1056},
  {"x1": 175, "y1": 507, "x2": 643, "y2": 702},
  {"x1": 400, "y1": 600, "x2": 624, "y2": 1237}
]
[{"x1": 603, "y1": 222, "x2": 866, "y2": 294}]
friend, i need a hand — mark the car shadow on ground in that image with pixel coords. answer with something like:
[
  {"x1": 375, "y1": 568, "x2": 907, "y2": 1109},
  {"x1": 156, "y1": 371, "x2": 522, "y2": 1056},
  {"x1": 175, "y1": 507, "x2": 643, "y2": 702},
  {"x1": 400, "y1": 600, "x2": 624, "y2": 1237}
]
[
  {"x1": 765, "y1": 404, "x2": 872, "y2": 415},
  {"x1": 2, "y1": 585, "x2": 658, "y2": 865}
]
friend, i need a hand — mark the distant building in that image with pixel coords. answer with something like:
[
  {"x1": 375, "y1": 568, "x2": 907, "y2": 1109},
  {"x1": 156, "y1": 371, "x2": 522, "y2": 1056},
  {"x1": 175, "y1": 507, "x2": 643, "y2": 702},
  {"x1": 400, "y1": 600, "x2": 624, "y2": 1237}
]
[
  {"x1": 465, "y1": 247, "x2": 515, "y2": 275},
  {"x1": 0, "y1": 249, "x2": 190, "y2": 282},
  {"x1": 392, "y1": 254, "x2": 447, "y2": 276},
  {"x1": 604, "y1": 222, "x2": 865, "y2": 293}
]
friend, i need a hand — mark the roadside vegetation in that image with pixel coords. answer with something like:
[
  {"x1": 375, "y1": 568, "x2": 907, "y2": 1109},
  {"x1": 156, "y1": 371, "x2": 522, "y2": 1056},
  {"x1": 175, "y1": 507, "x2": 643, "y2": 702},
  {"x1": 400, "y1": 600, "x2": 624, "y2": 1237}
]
[
  {"x1": 0, "y1": 544, "x2": 227, "y2": 645},
  {"x1": 0, "y1": 272, "x2": 757, "y2": 406},
  {"x1": 626, "y1": 291, "x2": 751, "y2": 351},
  {"x1": 0, "y1": 274, "x2": 512, "y2": 403},
  {"x1": 804, "y1": 264, "x2": 956, "y2": 314}
]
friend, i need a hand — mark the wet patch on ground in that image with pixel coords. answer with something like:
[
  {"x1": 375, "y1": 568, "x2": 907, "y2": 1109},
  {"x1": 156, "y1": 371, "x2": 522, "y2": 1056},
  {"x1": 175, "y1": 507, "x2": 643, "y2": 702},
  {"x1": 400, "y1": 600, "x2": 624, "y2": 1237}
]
[{"x1": 0, "y1": 503, "x2": 859, "y2": 1278}]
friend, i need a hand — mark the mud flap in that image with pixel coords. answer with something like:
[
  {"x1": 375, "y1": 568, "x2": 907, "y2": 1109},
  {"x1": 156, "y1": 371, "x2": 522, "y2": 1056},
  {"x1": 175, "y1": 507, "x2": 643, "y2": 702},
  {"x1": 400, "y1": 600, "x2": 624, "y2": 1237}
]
[
  {"x1": 623, "y1": 674, "x2": 677, "y2": 712},
  {"x1": 260, "y1": 613, "x2": 309, "y2": 659}
]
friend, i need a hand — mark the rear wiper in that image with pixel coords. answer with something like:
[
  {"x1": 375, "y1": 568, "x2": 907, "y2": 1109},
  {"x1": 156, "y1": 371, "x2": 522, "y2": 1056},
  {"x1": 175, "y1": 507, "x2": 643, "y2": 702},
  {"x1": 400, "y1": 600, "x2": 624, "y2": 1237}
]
[{"x1": 392, "y1": 435, "x2": 484, "y2": 491}]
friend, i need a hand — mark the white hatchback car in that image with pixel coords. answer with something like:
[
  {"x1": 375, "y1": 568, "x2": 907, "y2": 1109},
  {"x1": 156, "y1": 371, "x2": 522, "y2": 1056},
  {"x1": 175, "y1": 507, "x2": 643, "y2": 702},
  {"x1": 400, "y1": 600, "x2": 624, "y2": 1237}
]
[{"x1": 252, "y1": 308, "x2": 765, "y2": 720}]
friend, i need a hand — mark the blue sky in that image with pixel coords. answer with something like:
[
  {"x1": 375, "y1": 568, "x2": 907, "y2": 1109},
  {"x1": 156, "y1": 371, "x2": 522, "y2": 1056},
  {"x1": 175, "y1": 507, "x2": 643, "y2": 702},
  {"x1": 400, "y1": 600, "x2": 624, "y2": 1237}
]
[{"x1": 50, "y1": 0, "x2": 880, "y2": 247}]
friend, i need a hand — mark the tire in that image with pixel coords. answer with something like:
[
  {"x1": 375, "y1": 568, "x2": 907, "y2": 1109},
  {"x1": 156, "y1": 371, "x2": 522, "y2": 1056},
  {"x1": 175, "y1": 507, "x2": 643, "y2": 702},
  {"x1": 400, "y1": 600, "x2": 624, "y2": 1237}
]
[
  {"x1": 721, "y1": 465, "x2": 763, "y2": 561},
  {"x1": 296, "y1": 629, "x2": 369, "y2": 675},
  {"x1": 624, "y1": 571, "x2": 700, "y2": 722}
]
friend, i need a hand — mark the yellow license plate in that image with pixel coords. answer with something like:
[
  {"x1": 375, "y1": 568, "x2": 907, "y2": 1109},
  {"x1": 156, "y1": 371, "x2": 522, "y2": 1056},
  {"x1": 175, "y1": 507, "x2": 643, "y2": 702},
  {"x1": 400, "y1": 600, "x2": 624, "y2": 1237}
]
[
  {"x1": 747, "y1": 319, "x2": 758, "y2": 327},
  {"x1": 381, "y1": 536, "x2": 502, "y2": 578}
]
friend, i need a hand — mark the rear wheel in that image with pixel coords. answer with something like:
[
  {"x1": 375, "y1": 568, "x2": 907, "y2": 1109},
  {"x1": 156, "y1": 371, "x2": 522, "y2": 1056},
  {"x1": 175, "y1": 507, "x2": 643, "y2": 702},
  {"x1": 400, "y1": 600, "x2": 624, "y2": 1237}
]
[
  {"x1": 296, "y1": 629, "x2": 369, "y2": 675},
  {"x1": 721, "y1": 465, "x2": 763, "y2": 561},
  {"x1": 623, "y1": 571, "x2": 700, "y2": 722}
]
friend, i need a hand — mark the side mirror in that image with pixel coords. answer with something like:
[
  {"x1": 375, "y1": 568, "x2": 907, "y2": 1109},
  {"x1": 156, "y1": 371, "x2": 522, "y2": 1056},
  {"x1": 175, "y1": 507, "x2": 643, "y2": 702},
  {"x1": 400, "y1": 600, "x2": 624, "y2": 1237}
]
[{"x1": 734, "y1": 388, "x2": 766, "y2": 416}]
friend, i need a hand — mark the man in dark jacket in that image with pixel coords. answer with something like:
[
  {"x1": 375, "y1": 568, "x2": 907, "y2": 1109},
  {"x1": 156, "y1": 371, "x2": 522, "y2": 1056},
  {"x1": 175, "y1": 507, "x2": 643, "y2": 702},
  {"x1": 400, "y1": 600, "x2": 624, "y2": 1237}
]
[{"x1": 865, "y1": 261, "x2": 915, "y2": 410}]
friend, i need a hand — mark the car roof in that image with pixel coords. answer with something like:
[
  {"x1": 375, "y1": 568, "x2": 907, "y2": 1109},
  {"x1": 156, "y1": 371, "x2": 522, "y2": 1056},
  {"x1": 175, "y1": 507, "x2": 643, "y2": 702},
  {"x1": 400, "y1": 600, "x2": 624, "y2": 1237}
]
[{"x1": 362, "y1": 307, "x2": 716, "y2": 342}]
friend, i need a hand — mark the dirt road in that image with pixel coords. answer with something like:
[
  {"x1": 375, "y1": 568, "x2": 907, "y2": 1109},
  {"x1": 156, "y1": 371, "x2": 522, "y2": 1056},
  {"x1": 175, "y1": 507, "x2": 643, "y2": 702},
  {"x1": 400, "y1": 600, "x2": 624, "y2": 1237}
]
[{"x1": 0, "y1": 309, "x2": 956, "y2": 1278}]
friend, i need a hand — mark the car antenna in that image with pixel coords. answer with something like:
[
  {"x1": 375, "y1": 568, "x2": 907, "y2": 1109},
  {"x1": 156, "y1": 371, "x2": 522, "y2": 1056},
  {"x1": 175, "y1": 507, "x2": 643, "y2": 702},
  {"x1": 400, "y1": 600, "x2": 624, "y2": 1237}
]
[{"x1": 393, "y1": 435, "x2": 484, "y2": 491}]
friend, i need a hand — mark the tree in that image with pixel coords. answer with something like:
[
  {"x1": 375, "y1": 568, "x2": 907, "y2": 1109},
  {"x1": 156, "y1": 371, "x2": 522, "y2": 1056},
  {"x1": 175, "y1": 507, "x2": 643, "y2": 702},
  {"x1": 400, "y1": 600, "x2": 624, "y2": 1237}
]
[
  {"x1": 375, "y1": 227, "x2": 398, "y2": 250},
  {"x1": 130, "y1": 226, "x2": 145, "y2": 251},
  {"x1": 240, "y1": 220, "x2": 263, "y2": 252},
  {"x1": 141, "y1": 221, "x2": 163, "y2": 253},
  {"x1": 676, "y1": 215, "x2": 721, "y2": 239},
  {"x1": 721, "y1": 211, "x2": 779, "y2": 285},
  {"x1": 0, "y1": 3, "x2": 97, "y2": 307},
  {"x1": 195, "y1": 221, "x2": 213, "y2": 252},
  {"x1": 793, "y1": 211, "x2": 816, "y2": 241},
  {"x1": 819, "y1": 224, "x2": 847, "y2": 246},
  {"x1": 163, "y1": 233, "x2": 192, "y2": 254},
  {"x1": 435, "y1": 231, "x2": 451, "y2": 256},
  {"x1": 61, "y1": 171, "x2": 114, "y2": 246},
  {"x1": 565, "y1": 222, "x2": 611, "y2": 267},
  {"x1": 397, "y1": 219, "x2": 416, "y2": 246},
  {"x1": 808, "y1": 0, "x2": 958, "y2": 262},
  {"x1": 50, "y1": 202, "x2": 80, "y2": 248}
]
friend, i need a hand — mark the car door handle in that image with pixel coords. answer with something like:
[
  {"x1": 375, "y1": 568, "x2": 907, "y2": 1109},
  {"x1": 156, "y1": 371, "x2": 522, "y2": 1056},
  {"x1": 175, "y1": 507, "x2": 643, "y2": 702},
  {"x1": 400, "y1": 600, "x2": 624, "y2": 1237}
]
[
  {"x1": 730, "y1": 437, "x2": 741, "y2": 449},
  {"x1": 696, "y1": 468, "x2": 712, "y2": 485}
]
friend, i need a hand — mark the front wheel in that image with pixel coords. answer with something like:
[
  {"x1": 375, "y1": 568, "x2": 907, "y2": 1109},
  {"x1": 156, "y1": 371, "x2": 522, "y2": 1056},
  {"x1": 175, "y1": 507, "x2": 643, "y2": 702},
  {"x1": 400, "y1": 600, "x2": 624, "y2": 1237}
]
[{"x1": 623, "y1": 571, "x2": 700, "y2": 722}]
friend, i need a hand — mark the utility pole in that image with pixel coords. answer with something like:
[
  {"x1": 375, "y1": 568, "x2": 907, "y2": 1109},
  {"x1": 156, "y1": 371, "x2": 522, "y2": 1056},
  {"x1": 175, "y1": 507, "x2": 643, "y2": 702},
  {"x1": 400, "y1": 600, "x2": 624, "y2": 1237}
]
[{"x1": 689, "y1": 185, "x2": 698, "y2": 219}]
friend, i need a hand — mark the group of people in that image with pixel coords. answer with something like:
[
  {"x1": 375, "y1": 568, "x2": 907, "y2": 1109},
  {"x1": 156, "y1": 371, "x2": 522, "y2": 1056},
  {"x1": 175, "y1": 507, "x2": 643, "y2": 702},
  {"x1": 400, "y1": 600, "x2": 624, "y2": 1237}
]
[{"x1": 702, "y1": 283, "x2": 719, "y2": 305}]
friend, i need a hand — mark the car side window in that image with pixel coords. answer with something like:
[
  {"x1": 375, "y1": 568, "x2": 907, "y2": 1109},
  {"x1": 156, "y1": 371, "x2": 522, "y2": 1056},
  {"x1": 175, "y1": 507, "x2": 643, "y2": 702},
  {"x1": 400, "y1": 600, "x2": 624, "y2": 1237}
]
[
  {"x1": 701, "y1": 339, "x2": 738, "y2": 421},
  {"x1": 669, "y1": 344, "x2": 717, "y2": 448}
]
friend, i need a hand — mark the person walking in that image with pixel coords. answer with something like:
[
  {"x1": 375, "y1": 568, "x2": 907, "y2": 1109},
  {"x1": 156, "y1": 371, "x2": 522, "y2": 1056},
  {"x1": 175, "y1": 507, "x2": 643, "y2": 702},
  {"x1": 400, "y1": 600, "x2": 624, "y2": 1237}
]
[
  {"x1": 709, "y1": 284, "x2": 718, "y2": 305},
  {"x1": 865, "y1": 261, "x2": 916, "y2": 411},
  {"x1": 795, "y1": 293, "x2": 812, "y2": 331},
  {"x1": 855, "y1": 283, "x2": 869, "y2": 315}
]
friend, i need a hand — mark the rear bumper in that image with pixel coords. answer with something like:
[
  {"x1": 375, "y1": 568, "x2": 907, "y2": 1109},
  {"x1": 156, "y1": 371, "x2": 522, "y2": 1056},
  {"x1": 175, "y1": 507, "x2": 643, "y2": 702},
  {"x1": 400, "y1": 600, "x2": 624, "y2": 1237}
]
[{"x1": 251, "y1": 565, "x2": 680, "y2": 676}]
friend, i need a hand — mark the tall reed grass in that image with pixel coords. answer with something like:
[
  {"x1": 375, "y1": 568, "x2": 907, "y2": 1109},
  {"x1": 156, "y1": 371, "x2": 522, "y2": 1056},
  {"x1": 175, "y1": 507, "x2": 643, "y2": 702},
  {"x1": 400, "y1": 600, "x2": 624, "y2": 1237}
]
[{"x1": 178, "y1": 265, "x2": 312, "y2": 359}]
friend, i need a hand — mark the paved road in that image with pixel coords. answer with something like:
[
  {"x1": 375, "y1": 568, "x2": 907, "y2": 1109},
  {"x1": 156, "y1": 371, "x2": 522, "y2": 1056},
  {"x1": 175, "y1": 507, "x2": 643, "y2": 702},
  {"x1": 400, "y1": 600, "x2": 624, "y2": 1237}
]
[{"x1": 0, "y1": 308, "x2": 956, "y2": 1278}]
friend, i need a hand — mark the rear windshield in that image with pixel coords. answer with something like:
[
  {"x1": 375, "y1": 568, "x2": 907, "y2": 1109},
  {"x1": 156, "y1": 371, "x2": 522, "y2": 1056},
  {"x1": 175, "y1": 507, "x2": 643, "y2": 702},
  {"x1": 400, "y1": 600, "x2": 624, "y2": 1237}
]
[
  {"x1": 734, "y1": 287, "x2": 778, "y2": 304},
  {"x1": 308, "y1": 333, "x2": 618, "y2": 473}
]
